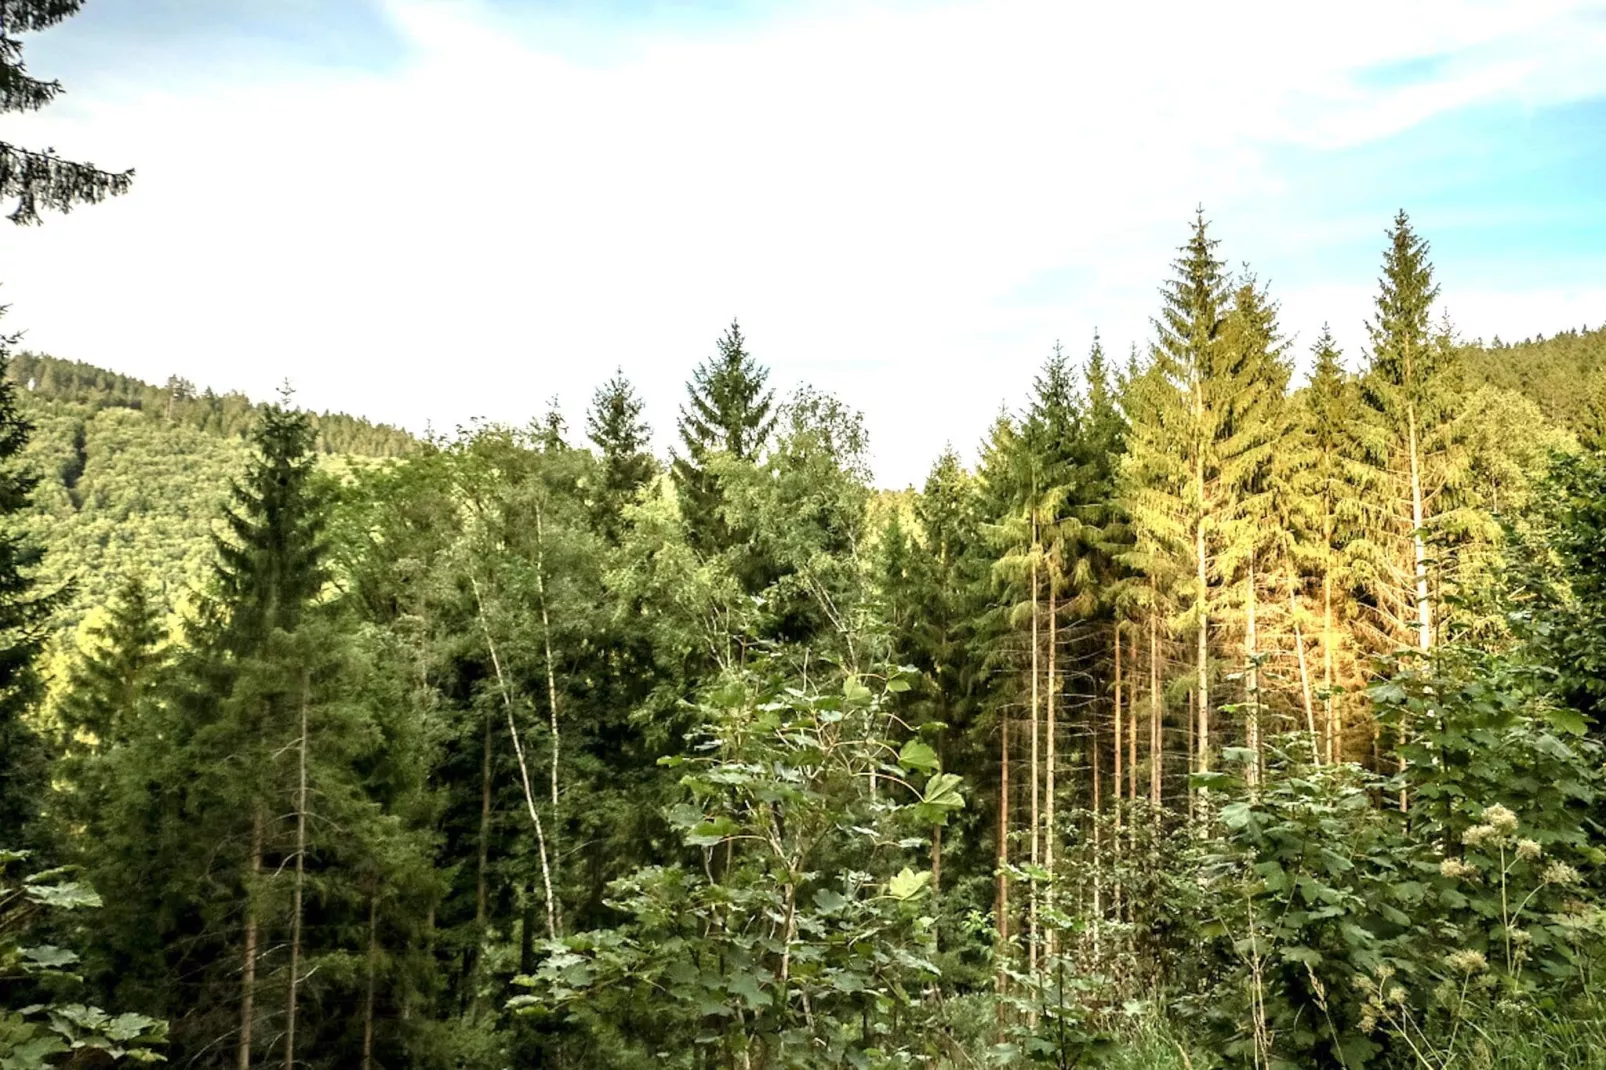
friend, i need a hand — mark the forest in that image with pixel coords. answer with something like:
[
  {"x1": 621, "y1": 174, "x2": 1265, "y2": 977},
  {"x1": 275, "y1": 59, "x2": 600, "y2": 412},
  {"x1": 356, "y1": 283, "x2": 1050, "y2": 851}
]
[{"x1": 9, "y1": 4, "x2": 1606, "y2": 1069}]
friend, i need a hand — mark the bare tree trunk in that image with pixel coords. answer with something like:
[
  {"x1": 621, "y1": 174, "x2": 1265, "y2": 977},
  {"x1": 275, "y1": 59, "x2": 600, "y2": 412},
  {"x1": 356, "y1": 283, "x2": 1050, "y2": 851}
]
[
  {"x1": 285, "y1": 678, "x2": 309, "y2": 1070},
  {"x1": 1127, "y1": 629, "x2": 1137, "y2": 805},
  {"x1": 1091, "y1": 675, "x2": 1102, "y2": 954},
  {"x1": 1028, "y1": 531, "x2": 1040, "y2": 976},
  {"x1": 1407, "y1": 404, "x2": 1432, "y2": 654},
  {"x1": 1149, "y1": 616, "x2": 1161, "y2": 810},
  {"x1": 1196, "y1": 530, "x2": 1210, "y2": 784},
  {"x1": 1113, "y1": 624, "x2": 1123, "y2": 823},
  {"x1": 477, "y1": 704, "x2": 491, "y2": 929},
  {"x1": 1290, "y1": 582, "x2": 1319, "y2": 764},
  {"x1": 1111, "y1": 622, "x2": 1122, "y2": 920},
  {"x1": 362, "y1": 894, "x2": 378, "y2": 1070},
  {"x1": 995, "y1": 705, "x2": 1010, "y2": 1012},
  {"x1": 471, "y1": 576, "x2": 558, "y2": 939},
  {"x1": 1323, "y1": 568, "x2": 1336, "y2": 765},
  {"x1": 1245, "y1": 558, "x2": 1260, "y2": 790},
  {"x1": 1194, "y1": 407, "x2": 1211, "y2": 795},
  {"x1": 239, "y1": 807, "x2": 263, "y2": 1070},
  {"x1": 1045, "y1": 578, "x2": 1057, "y2": 961},
  {"x1": 1404, "y1": 403, "x2": 1430, "y2": 812}
]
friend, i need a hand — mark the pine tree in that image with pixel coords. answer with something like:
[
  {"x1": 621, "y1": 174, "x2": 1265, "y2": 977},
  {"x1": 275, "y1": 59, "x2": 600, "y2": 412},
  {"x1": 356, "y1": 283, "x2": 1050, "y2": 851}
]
[
  {"x1": 671, "y1": 319, "x2": 776, "y2": 555},
  {"x1": 0, "y1": 307, "x2": 65, "y2": 840},
  {"x1": 1123, "y1": 211, "x2": 1234, "y2": 788},
  {"x1": 0, "y1": 1, "x2": 134, "y2": 224},
  {"x1": 1356, "y1": 210, "x2": 1460, "y2": 655},
  {"x1": 1214, "y1": 274, "x2": 1294, "y2": 781},
  {"x1": 586, "y1": 368, "x2": 656, "y2": 540},
  {"x1": 58, "y1": 571, "x2": 169, "y2": 752},
  {"x1": 1285, "y1": 327, "x2": 1367, "y2": 762}
]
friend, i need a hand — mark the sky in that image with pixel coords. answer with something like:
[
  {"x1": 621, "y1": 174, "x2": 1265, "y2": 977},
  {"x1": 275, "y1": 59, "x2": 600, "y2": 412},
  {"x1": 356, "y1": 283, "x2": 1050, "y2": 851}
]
[{"x1": 4, "y1": 0, "x2": 1605, "y2": 488}]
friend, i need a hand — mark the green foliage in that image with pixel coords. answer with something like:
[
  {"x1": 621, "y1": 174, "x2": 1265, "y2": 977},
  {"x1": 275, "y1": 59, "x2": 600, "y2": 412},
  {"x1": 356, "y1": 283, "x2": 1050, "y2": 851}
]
[
  {"x1": 513, "y1": 663, "x2": 962, "y2": 1068},
  {"x1": 0, "y1": 849, "x2": 166, "y2": 1067}
]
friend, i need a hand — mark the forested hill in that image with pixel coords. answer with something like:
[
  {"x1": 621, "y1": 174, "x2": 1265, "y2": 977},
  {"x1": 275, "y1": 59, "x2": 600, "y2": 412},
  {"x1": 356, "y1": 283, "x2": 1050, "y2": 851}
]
[
  {"x1": 8, "y1": 352, "x2": 414, "y2": 638},
  {"x1": 1459, "y1": 323, "x2": 1606, "y2": 437},
  {"x1": 6, "y1": 351, "x2": 415, "y2": 456}
]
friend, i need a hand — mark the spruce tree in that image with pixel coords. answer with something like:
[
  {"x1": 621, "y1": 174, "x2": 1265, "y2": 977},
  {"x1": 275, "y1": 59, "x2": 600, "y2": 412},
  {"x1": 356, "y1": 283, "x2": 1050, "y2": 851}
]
[
  {"x1": 1286, "y1": 327, "x2": 1366, "y2": 761},
  {"x1": 58, "y1": 570, "x2": 169, "y2": 752},
  {"x1": 54, "y1": 571, "x2": 170, "y2": 836},
  {"x1": 1215, "y1": 274, "x2": 1294, "y2": 779},
  {"x1": 1123, "y1": 211, "x2": 1233, "y2": 784},
  {"x1": 586, "y1": 368, "x2": 656, "y2": 540},
  {"x1": 1357, "y1": 210, "x2": 1460, "y2": 654},
  {"x1": 671, "y1": 319, "x2": 776, "y2": 555},
  {"x1": 1, "y1": 1, "x2": 134, "y2": 223},
  {"x1": 0, "y1": 307, "x2": 64, "y2": 839}
]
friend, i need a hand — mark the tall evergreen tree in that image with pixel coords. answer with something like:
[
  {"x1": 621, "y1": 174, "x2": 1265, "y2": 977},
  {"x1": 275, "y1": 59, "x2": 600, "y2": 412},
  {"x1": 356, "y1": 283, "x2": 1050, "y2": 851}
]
[
  {"x1": 1356, "y1": 210, "x2": 1460, "y2": 655},
  {"x1": 671, "y1": 320, "x2": 776, "y2": 555},
  {"x1": 0, "y1": 307, "x2": 65, "y2": 840},
  {"x1": 1214, "y1": 274, "x2": 1294, "y2": 778},
  {"x1": 58, "y1": 571, "x2": 169, "y2": 753},
  {"x1": 1285, "y1": 327, "x2": 1367, "y2": 762},
  {"x1": 1123, "y1": 210, "x2": 1234, "y2": 785},
  {"x1": 585, "y1": 368, "x2": 656, "y2": 540}
]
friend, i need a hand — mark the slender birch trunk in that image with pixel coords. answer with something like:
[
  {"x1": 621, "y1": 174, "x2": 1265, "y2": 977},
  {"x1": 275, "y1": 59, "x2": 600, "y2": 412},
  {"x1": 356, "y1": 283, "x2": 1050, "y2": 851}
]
[
  {"x1": 471, "y1": 576, "x2": 558, "y2": 939},
  {"x1": 533, "y1": 500, "x2": 563, "y2": 931}
]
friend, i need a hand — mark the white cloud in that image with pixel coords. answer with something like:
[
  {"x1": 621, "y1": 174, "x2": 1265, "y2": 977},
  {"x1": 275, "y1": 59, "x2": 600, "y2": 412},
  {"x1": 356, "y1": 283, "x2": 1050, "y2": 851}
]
[{"x1": 3, "y1": 0, "x2": 1603, "y2": 485}]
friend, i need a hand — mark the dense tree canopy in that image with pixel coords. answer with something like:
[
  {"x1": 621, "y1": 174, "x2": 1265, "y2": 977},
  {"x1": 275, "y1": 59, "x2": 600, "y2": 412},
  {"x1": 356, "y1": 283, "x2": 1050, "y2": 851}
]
[{"x1": 6, "y1": 172, "x2": 1606, "y2": 1070}]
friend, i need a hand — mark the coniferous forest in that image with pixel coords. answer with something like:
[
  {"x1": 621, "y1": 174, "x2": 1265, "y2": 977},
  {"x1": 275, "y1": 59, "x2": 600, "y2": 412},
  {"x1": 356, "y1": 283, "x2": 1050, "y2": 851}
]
[{"x1": 9, "y1": 5, "x2": 1606, "y2": 1069}]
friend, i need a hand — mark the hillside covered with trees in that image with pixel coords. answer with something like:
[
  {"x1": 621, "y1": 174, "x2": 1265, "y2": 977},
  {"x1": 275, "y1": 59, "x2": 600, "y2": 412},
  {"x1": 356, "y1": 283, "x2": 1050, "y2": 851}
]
[{"x1": 4, "y1": 353, "x2": 412, "y2": 642}]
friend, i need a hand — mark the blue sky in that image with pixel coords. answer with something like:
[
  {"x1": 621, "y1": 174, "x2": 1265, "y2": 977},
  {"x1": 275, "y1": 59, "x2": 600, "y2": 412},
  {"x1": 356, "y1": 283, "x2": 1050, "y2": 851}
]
[{"x1": 7, "y1": 0, "x2": 1606, "y2": 487}]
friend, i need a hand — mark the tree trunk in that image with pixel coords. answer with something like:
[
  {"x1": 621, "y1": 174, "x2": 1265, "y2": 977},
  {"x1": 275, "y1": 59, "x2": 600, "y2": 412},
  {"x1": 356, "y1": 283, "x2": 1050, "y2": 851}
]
[
  {"x1": 995, "y1": 704, "x2": 1010, "y2": 1010},
  {"x1": 1195, "y1": 516, "x2": 1210, "y2": 786},
  {"x1": 1111, "y1": 622, "x2": 1121, "y2": 919},
  {"x1": 1245, "y1": 557, "x2": 1260, "y2": 789},
  {"x1": 1113, "y1": 624, "x2": 1123, "y2": 824},
  {"x1": 534, "y1": 501, "x2": 564, "y2": 932},
  {"x1": 1194, "y1": 405, "x2": 1211, "y2": 793},
  {"x1": 1028, "y1": 530, "x2": 1040, "y2": 976},
  {"x1": 1044, "y1": 576, "x2": 1057, "y2": 961},
  {"x1": 1149, "y1": 615, "x2": 1162, "y2": 811},
  {"x1": 1407, "y1": 404, "x2": 1432, "y2": 653},
  {"x1": 362, "y1": 894, "x2": 378, "y2": 1070},
  {"x1": 471, "y1": 576, "x2": 558, "y2": 939},
  {"x1": 238, "y1": 807, "x2": 263, "y2": 1070},
  {"x1": 1323, "y1": 568, "x2": 1336, "y2": 765},
  {"x1": 284, "y1": 677, "x2": 309, "y2": 1070},
  {"x1": 1290, "y1": 582, "x2": 1319, "y2": 764}
]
